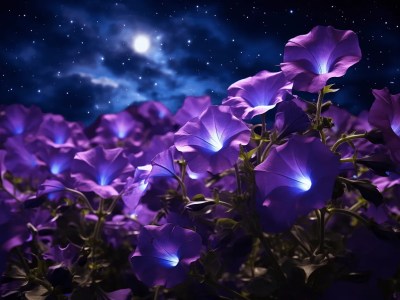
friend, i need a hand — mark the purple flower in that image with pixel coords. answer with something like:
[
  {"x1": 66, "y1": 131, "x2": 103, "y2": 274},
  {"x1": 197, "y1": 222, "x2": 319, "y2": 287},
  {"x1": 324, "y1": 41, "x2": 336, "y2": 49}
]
[
  {"x1": 254, "y1": 136, "x2": 340, "y2": 232},
  {"x1": 122, "y1": 165, "x2": 152, "y2": 210},
  {"x1": 280, "y1": 26, "x2": 361, "y2": 93},
  {"x1": 93, "y1": 110, "x2": 143, "y2": 146},
  {"x1": 71, "y1": 146, "x2": 134, "y2": 198},
  {"x1": 130, "y1": 223, "x2": 202, "y2": 288},
  {"x1": 174, "y1": 95, "x2": 211, "y2": 126},
  {"x1": 223, "y1": 71, "x2": 293, "y2": 120},
  {"x1": 274, "y1": 100, "x2": 310, "y2": 139},
  {"x1": 175, "y1": 105, "x2": 251, "y2": 173},
  {"x1": 150, "y1": 146, "x2": 181, "y2": 178},
  {"x1": 0, "y1": 104, "x2": 43, "y2": 139},
  {"x1": 368, "y1": 88, "x2": 400, "y2": 164}
]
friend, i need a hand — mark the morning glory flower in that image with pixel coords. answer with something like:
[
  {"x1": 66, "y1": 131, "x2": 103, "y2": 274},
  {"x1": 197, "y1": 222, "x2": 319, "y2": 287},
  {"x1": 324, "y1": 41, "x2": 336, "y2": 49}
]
[
  {"x1": 174, "y1": 95, "x2": 211, "y2": 126},
  {"x1": 93, "y1": 110, "x2": 142, "y2": 146},
  {"x1": 174, "y1": 105, "x2": 251, "y2": 173},
  {"x1": 280, "y1": 26, "x2": 362, "y2": 93},
  {"x1": 37, "y1": 114, "x2": 89, "y2": 149},
  {"x1": 71, "y1": 146, "x2": 134, "y2": 198},
  {"x1": 0, "y1": 104, "x2": 43, "y2": 139},
  {"x1": 223, "y1": 71, "x2": 293, "y2": 120},
  {"x1": 254, "y1": 136, "x2": 340, "y2": 232},
  {"x1": 368, "y1": 88, "x2": 400, "y2": 164},
  {"x1": 122, "y1": 165, "x2": 152, "y2": 210},
  {"x1": 130, "y1": 223, "x2": 202, "y2": 288}
]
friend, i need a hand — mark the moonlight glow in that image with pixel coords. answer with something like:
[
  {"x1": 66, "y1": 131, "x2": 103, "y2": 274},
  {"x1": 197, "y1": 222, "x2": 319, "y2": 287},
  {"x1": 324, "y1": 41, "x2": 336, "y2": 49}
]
[{"x1": 133, "y1": 35, "x2": 150, "y2": 54}]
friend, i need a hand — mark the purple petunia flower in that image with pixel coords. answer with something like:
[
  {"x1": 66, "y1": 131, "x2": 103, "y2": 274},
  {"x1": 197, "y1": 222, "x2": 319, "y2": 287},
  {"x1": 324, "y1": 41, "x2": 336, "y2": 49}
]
[
  {"x1": 174, "y1": 105, "x2": 251, "y2": 173},
  {"x1": 254, "y1": 136, "x2": 340, "y2": 232},
  {"x1": 280, "y1": 26, "x2": 361, "y2": 93},
  {"x1": 223, "y1": 71, "x2": 293, "y2": 120},
  {"x1": 130, "y1": 223, "x2": 202, "y2": 288},
  {"x1": 368, "y1": 88, "x2": 400, "y2": 164},
  {"x1": 71, "y1": 146, "x2": 134, "y2": 198},
  {"x1": 174, "y1": 95, "x2": 211, "y2": 126},
  {"x1": 122, "y1": 164, "x2": 152, "y2": 210}
]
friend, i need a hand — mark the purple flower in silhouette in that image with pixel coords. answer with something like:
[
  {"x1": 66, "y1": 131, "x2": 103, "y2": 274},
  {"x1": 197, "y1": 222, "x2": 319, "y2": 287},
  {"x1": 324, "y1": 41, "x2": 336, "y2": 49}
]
[
  {"x1": 174, "y1": 95, "x2": 211, "y2": 125},
  {"x1": 175, "y1": 106, "x2": 250, "y2": 173},
  {"x1": 0, "y1": 104, "x2": 43, "y2": 139},
  {"x1": 255, "y1": 136, "x2": 340, "y2": 232},
  {"x1": 130, "y1": 223, "x2": 202, "y2": 288},
  {"x1": 281, "y1": 26, "x2": 361, "y2": 93},
  {"x1": 368, "y1": 88, "x2": 400, "y2": 164},
  {"x1": 71, "y1": 146, "x2": 134, "y2": 198},
  {"x1": 274, "y1": 101, "x2": 310, "y2": 139},
  {"x1": 223, "y1": 71, "x2": 293, "y2": 120}
]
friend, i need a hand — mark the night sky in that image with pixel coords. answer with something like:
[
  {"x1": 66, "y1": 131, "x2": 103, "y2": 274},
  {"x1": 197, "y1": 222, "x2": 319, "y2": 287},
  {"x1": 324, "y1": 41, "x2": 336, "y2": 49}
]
[{"x1": 1, "y1": 1, "x2": 399, "y2": 124}]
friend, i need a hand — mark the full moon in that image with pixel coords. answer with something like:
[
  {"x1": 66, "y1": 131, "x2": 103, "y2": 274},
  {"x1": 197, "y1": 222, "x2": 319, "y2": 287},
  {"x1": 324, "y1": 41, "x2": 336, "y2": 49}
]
[{"x1": 133, "y1": 35, "x2": 150, "y2": 54}]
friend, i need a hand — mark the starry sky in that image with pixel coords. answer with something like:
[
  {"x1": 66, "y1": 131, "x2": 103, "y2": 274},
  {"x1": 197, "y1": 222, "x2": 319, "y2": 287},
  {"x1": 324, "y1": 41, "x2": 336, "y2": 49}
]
[{"x1": 1, "y1": 1, "x2": 399, "y2": 124}]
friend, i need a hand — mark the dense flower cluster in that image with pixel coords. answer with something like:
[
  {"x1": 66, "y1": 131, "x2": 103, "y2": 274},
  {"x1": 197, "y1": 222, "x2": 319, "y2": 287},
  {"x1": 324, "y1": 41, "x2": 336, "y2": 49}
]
[{"x1": 0, "y1": 25, "x2": 399, "y2": 299}]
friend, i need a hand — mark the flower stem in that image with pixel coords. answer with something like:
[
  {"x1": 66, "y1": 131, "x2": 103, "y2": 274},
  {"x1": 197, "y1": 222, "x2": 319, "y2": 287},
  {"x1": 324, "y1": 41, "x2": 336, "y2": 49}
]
[
  {"x1": 315, "y1": 90, "x2": 326, "y2": 143},
  {"x1": 256, "y1": 113, "x2": 267, "y2": 164},
  {"x1": 327, "y1": 208, "x2": 371, "y2": 227},
  {"x1": 260, "y1": 139, "x2": 274, "y2": 162},
  {"x1": 315, "y1": 209, "x2": 326, "y2": 254},
  {"x1": 331, "y1": 133, "x2": 367, "y2": 152}
]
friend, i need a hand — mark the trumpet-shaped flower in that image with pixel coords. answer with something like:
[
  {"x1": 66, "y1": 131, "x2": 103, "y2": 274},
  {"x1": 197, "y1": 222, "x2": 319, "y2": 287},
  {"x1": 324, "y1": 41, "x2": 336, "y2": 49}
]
[
  {"x1": 174, "y1": 105, "x2": 250, "y2": 173},
  {"x1": 71, "y1": 146, "x2": 134, "y2": 198},
  {"x1": 255, "y1": 136, "x2": 340, "y2": 232},
  {"x1": 280, "y1": 26, "x2": 361, "y2": 93},
  {"x1": 223, "y1": 71, "x2": 293, "y2": 120},
  {"x1": 368, "y1": 88, "x2": 400, "y2": 164},
  {"x1": 174, "y1": 95, "x2": 211, "y2": 126},
  {"x1": 130, "y1": 224, "x2": 202, "y2": 288}
]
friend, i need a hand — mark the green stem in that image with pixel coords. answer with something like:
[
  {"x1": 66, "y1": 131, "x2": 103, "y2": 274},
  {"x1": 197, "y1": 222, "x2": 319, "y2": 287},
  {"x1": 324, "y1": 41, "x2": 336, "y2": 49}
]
[
  {"x1": 315, "y1": 90, "x2": 326, "y2": 143},
  {"x1": 327, "y1": 208, "x2": 371, "y2": 227},
  {"x1": 260, "y1": 139, "x2": 274, "y2": 162},
  {"x1": 153, "y1": 286, "x2": 161, "y2": 300},
  {"x1": 256, "y1": 114, "x2": 267, "y2": 164},
  {"x1": 107, "y1": 195, "x2": 121, "y2": 214},
  {"x1": 316, "y1": 209, "x2": 326, "y2": 253},
  {"x1": 340, "y1": 157, "x2": 355, "y2": 163},
  {"x1": 234, "y1": 164, "x2": 242, "y2": 196},
  {"x1": 64, "y1": 187, "x2": 95, "y2": 212},
  {"x1": 331, "y1": 133, "x2": 367, "y2": 152},
  {"x1": 256, "y1": 230, "x2": 286, "y2": 282}
]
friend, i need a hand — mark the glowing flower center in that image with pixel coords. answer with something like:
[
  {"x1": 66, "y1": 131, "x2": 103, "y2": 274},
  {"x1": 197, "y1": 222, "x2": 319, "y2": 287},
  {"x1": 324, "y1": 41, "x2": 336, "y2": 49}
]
[
  {"x1": 160, "y1": 254, "x2": 180, "y2": 268},
  {"x1": 50, "y1": 163, "x2": 61, "y2": 175},
  {"x1": 54, "y1": 135, "x2": 66, "y2": 144},
  {"x1": 296, "y1": 176, "x2": 312, "y2": 191},
  {"x1": 98, "y1": 173, "x2": 110, "y2": 186},
  {"x1": 391, "y1": 121, "x2": 400, "y2": 137},
  {"x1": 318, "y1": 60, "x2": 329, "y2": 74},
  {"x1": 209, "y1": 132, "x2": 223, "y2": 152}
]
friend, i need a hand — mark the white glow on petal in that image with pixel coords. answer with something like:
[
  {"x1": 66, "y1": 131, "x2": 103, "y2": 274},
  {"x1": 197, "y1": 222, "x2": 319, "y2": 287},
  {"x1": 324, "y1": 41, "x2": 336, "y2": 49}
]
[
  {"x1": 296, "y1": 176, "x2": 312, "y2": 191},
  {"x1": 208, "y1": 132, "x2": 223, "y2": 152},
  {"x1": 318, "y1": 61, "x2": 329, "y2": 74},
  {"x1": 391, "y1": 122, "x2": 400, "y2": 137},
  {"x1": 162, "y1": 254, "x2": 180, "y2": 267},
  {"x1": 50, "y1": 163, "x2": 61, "y2": 175},
  {"x1": 133, "y1": 35, "x2": 150, "y2": 54}
]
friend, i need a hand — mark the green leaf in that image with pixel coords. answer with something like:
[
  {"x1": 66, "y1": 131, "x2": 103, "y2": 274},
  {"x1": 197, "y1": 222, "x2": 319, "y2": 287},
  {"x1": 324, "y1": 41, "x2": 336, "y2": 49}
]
[
  {"x1": 25, "y1": 285, "x2": 49, "y2": 300},
  {"x1": 340, "y1": 177, "x2": 383, "y2": 206},
  {"x1": 323, "y1": 84, "x2": 339, "y2": 94},
  {"x1": 216, "y1": 218, "x2": 238, "y2": 230}
]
